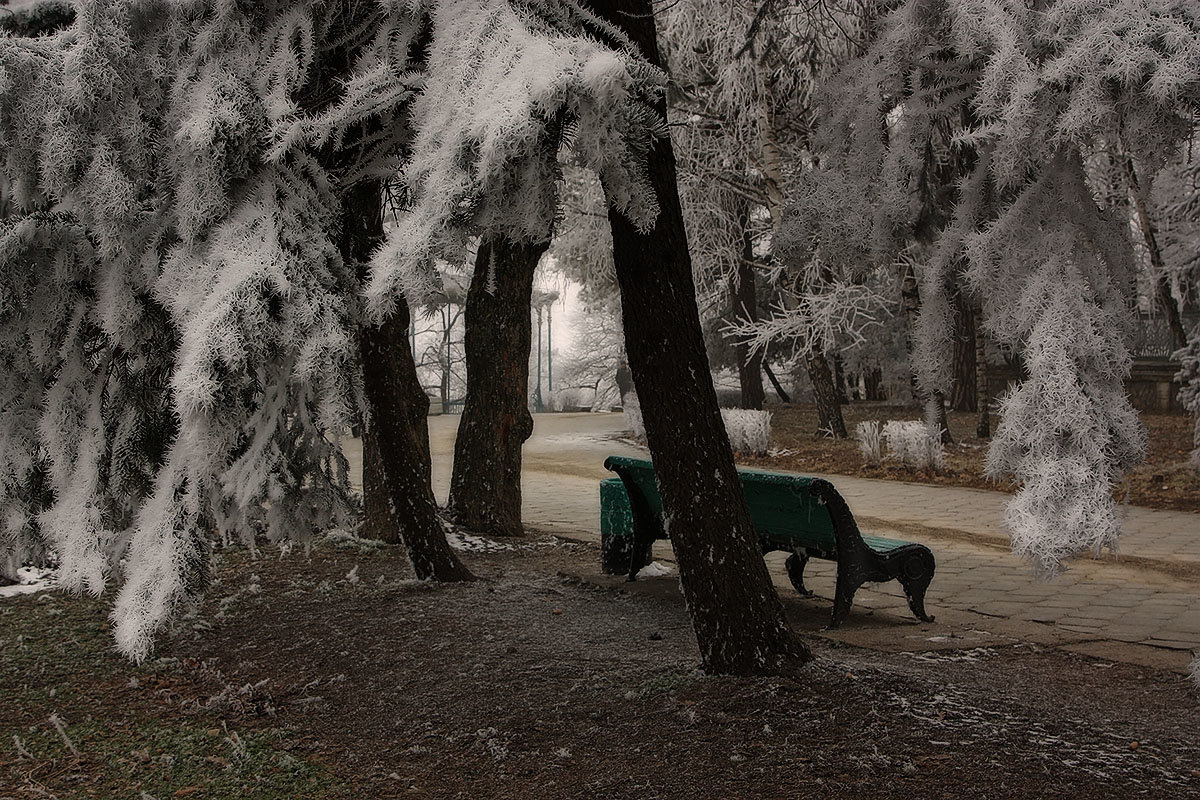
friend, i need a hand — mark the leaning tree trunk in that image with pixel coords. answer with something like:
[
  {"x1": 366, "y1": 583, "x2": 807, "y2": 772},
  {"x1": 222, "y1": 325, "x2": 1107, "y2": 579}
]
[
  {"x1": 731, "y1": 209, "x2": 765, "y2": 410},
  {"x1": 763, "y1": 362, "x2": 791, "y2": 403},
  {"x1": 342, "y1": 179, "x2": 473, "y2": 581},
  {"x1": 595, "y1": 0, "x2": 809, "y2": 677},
  {"x1": 1123, "y1": 153, "x2": 1188, "y2": 351},
  {"x1": 447, "y1": 235, "x2": 547, "y2": 537}
]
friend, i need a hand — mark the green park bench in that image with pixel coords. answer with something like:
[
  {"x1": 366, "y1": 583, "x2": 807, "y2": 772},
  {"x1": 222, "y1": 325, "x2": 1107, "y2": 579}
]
[{"x1": 600, "y1": 455, "x2": 936, "y2": 629}]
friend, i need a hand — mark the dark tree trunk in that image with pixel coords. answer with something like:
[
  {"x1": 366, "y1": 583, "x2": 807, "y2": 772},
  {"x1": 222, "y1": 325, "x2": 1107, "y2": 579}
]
[
  {"x1": 362, "y1": 391, "x2": 398, "y2": 544},
  {"x1": 804, "y1": 267, "x2": 848, "y2": 437},
  {"x1": 343, "y1": 179, "x2": 473, "y2": 581},
  {"x1": 975, "y1": 305, "x2": 991, "y2": 439},
  {"x1": 899, "y1": 259, "x2": 923, "y2": 405},
  {"x1": 447, "y1": 236, "x2": 547, "y2": 537},
  {"x1": 833, "y1": 355, "x2": 849, "y2": 404},
  {"x1": 595, "y1": 0, "x2": 809, "y2": 676},
  {"x1": 763, "y1": 362, "x2": 790, "y2": 403},
  {"x1": 731, "y1": 214, "x2": 765, "y2": 410},
  {"x1": 807, "y1": 348, "x2": 847, "y2": 437},
  {"x1": 950, "y1": 290, "x2": 977, "y2": 412},
  {"x1": 864, "y1": 367, "x2": 884, "y2": 401}
]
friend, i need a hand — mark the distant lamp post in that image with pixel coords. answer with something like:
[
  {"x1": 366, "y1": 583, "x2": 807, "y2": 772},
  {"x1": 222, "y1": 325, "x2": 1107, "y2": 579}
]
[{"x1": 532, "y1": 288, "x2": 559, "y2": 413}]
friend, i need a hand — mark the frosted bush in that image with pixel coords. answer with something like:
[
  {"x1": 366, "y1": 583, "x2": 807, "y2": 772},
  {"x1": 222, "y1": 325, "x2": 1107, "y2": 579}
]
[
  {"x1": 721, "y1": 409, "x2": 771, "y2": 456},
  {"x1": 882, "y1": 421, "x2": 945, "y2": 472},
  {"x1": 855, "y1": 420, "x2": 883, "y2": 465},
  {"x1": 0, "y1": 1, "x2": 669, "y2": 660}
]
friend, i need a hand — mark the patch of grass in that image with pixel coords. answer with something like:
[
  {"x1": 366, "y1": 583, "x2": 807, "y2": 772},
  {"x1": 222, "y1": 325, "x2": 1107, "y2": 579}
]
[
  {"x1": 7, "y1": 719, "x2": 336, "y2": 799},
  {"x1": 1, "y1": 592, "x2": 339, "y2": 799},
  {"x1": 625, "y1": 669, "x2": 699, "y2": 700}
]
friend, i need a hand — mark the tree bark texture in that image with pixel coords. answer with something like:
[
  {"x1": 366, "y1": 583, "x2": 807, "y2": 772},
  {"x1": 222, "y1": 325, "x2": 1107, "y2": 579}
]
[
  {"x1": 801, "y1": 343, "x2": 846, "y2": 436},
  {"x1": 731, "y1": 214, "x2": 765, "y2": 410},
  {"x1": 975, "y1": 304, "x2": 991, "y2": 439},
  {"x1": 343, "y1": 179, "x2": 473, "y2": 581},
  {"x1": 447, "y1": 236, "x2": 547, "y2": 537},
  {"x1": 594, "y1": 0, "x2": 809, "y2": 676},
  {"x1": 950, "y1": 290, "x2": 977, "y2": 412},
  {"x1": 806, "y1": 348, "x2": 846, "y2": 437},
  {"x1": 899, "y1": 259, "x2": 924, "y2": 405}
]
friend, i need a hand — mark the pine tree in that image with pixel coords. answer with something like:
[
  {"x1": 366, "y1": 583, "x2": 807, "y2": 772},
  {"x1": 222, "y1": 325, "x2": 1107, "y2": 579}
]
[
  {"x1": 0, "y1": 1, "x2": 477, "y2": 659},
  {"x1": 797, "y1": 0, "x2": 1200, "y2": 575},
  {"x1": 661, "y1": 0, "x2": 866, "y2": 427}
]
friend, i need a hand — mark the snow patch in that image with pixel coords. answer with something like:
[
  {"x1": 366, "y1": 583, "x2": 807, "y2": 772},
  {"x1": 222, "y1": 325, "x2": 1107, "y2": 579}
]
[
  {"x1": 447, "y1": 531, "x2": 512, "y2": 553},
  {"x1": 0, "y1": 566, "x2": 54, "y2": 599},
  {"x1": 635, "y1": 560, "x2": 673, "y2": 579}
]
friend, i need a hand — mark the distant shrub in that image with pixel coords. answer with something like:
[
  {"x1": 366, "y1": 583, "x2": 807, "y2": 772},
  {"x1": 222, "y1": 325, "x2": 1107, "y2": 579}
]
[
  {"x1": 722, "y1": 409, "x2": 771, "y2": 456},
  {"x1": 855, "y1": 420, "x2": 883, "y2": 464},
  {"x1": 882, "y1": 420, "x2": 945, "y2": 472}
]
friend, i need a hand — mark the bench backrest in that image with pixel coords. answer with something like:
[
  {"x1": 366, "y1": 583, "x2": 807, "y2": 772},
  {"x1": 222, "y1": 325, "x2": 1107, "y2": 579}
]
[{"x1": 603, "y1": 455, "x2": 837, "y2": 551}]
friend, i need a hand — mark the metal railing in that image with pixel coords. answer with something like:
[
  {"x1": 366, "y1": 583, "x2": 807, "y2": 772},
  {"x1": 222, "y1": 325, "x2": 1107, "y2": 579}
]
[{"x1": 1129, "y1": 312, "x2": 1198, "y2": 360}]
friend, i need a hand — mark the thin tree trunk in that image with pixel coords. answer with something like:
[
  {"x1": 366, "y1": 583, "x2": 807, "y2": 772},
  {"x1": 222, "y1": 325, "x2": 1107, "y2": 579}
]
[
  {"x1": 754, "y1": 49, "x2": 842, "y2": 431},
  {"x1": 763, "y1": 362, "x2": 790, "y2": 403},
  {"x1": 806, "y1": 267, "x2": 848, "y2": 438},
  {"x1": 899, "y1": 259, "x2": 951, "y2": 443},
  {"x1": 596, "y1": 0, "x2": 809, "y2": 677},
  {"x1": 731, "y1": 209, "x2": 765, "y2": 410},
  {"x1": 343, "y1": 179, "x2": 473, "y2": 581},
  {"x1": 440, "y1": 310, "x2": 452, "y2": 408},
  {"x1": 447, "y1": 236, "x2": 546, "y2": 537},
  {"x1": 899, "y1": 259, "x2": 923, "y2": 405},
  {"x1": 1123, "y1": 153, "x2": 1188, "y2": 351},
  {"x1": 833, "y1": 355, "x2": 849, "y2": 404},
  {"x1": 864, "y1": 368, "x2": 884, "y2": 401},
  {"x1": 975, "y1": 304, "x2": 990, "y2": 439}
]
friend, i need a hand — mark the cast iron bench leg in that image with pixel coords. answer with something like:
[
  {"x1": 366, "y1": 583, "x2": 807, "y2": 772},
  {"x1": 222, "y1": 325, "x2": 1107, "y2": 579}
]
[
  {"x1": 830, "y1": 562, "x2": 867, "y2": 629},
  {"x1": 896, "y1": 548, "x2": 936, "y2": 623},
  {"x1": 785, "y1": 550, "x2": 814, "y2": 597},
  {"x1": 613, "y1": 468, "x2": 660, "y2": 582}
]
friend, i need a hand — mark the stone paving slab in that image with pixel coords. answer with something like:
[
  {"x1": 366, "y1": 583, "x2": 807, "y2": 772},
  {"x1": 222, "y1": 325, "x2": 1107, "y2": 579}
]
[{"x1": 344, "y1": 411, "x2": 1200, "y2": 658}]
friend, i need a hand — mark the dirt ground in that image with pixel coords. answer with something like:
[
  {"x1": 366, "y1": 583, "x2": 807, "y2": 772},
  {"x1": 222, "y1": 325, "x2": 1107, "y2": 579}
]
[
  {"x1": 744, "y1": 403, "x2": 1200, "y2": 513},
  {"x1": 4, "y1": 535, "x2": 1197, "y2": 800}
]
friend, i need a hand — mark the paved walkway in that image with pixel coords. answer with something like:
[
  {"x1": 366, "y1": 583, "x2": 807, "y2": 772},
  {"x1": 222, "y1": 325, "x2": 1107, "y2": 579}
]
[{"x1": 351, "y1": 412, "x2": 1200, "y2": 661}]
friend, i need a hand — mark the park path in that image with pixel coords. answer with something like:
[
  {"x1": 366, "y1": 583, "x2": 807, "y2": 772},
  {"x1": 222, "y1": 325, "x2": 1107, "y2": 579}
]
[{"x1": 349, "y1": 412, "x2": 1200, "y2": 660}]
